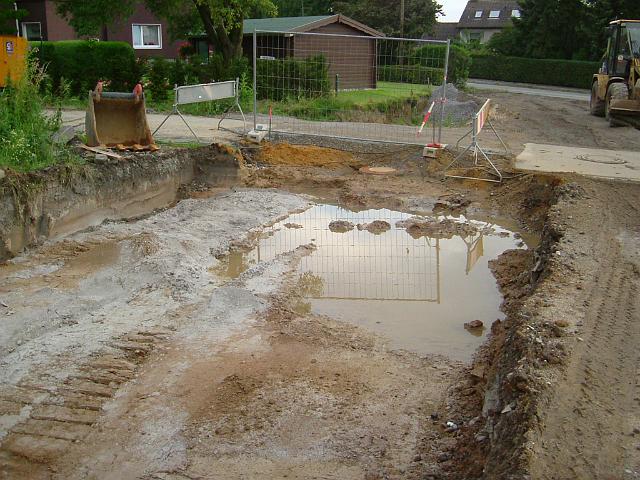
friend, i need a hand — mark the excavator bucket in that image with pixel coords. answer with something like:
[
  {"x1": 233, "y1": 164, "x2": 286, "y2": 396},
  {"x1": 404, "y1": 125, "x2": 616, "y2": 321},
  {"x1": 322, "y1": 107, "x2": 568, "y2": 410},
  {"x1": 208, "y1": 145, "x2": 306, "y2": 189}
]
[
  {"x1": 85, "y1": 91, "x2": 158, "y2": 150},
  {"x1": 609, "y1": 98, "x2": 640, "y2": 128}
]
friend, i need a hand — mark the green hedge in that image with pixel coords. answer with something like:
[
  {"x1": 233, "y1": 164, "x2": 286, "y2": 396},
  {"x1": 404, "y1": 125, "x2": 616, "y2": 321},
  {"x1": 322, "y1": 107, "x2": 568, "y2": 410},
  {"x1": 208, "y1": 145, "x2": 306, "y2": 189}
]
[
  {"x1": 32, "y1": 40, "x2": 138, "y2": 96},
  {"x1": 470, "y1": 54, "x2": 599, "y2": 89},
  {"x1": 378, "y1": 65, "x2": 443, "y2": 85},
  {"x1": 412, "y1": 44, "x2": 471, "y2": 87},
  {"x1": 256, "y1": 55, "x2": 330, "y2": 101}
]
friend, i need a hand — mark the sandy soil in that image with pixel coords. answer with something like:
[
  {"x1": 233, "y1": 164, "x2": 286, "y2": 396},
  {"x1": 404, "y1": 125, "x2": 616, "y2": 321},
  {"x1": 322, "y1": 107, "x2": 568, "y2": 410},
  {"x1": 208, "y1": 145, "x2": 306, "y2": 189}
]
[
  {"x1": 484, "y1": 92, "x2": 640, "y2": 152},
  {"x1": 3, "y1": 91, "x2": 640, "y2": 479}
]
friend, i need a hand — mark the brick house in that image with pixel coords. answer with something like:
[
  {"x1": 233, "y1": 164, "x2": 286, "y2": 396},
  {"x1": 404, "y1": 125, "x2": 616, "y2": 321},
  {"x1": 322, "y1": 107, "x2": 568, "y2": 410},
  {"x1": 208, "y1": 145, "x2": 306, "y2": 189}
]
[
  {"x1": 424, "y1": 0, "x2": 522, "y2": 44},
  {"x1": 15, "y1": 0, "x2": 181, "y2": 58}
]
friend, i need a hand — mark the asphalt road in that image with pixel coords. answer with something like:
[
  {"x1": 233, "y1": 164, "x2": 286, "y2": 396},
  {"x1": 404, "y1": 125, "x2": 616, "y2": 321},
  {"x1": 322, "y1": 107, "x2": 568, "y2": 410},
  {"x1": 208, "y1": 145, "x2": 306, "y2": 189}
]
[{"x1": 467, "y1": 79, "x2": 590, "y2": 102}]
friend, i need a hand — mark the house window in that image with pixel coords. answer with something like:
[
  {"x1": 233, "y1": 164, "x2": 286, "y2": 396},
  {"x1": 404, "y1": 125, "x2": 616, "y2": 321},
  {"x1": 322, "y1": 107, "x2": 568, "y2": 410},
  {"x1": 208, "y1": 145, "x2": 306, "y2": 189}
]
[
  {"x1": 489, "y1": 10, "x2": 501, "y2": 18},
  {"x1": 512, "y1": 9, "x2": 521, "y2": 18},
  {"x1": 22, "y1": 22, "x2": 42, "y2": 40},
  {"x1": 132, "y1": 24, "x2": 162, "y2": 49},
  {"x1": 474, "y1": 10, "x2": 483, "y2": 18},
  {"x1": 469, "y1": 32, "x2": 483, "y2": 42}
]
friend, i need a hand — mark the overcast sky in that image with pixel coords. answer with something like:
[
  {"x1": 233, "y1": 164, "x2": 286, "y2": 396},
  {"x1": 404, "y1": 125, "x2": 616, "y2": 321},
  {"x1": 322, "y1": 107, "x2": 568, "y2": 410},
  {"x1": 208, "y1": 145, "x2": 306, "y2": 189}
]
[{"x1": 438, "y1": 0, "x2": 468, "y2": 22}]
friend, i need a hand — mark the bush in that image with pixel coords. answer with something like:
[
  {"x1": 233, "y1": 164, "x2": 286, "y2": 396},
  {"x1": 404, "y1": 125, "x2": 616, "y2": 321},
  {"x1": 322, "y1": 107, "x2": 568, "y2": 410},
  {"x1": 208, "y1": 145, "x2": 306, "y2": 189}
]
[
  {"x1": 412, "y1": 43, "x2": 471, "y2": 87},
  {"x1": 378, "y1": 65, "x2": 443, "y2": 85},
  {"x1": 470, "y1": 54, "x2": 599, "y2": 89},
  {"x1": 33, "y1": 40, "x2": 138, "y2": 96},
  {"x1": 147, "y1": 57, "x2": 172, "y2": 102},
  {"x1": 0, "y1": 62, "x2": 72, "y2": 171},
  {"x1": 256, "y1": 55, "x2": 330, "y2": 101}
]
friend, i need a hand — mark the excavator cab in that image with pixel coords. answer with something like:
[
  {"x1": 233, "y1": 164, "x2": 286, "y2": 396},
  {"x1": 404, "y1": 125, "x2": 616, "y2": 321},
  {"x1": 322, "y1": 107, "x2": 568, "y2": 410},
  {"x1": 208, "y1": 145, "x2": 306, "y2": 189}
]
[{"x1": 590, "y1": 20, "x2": 640, "y2": 128}]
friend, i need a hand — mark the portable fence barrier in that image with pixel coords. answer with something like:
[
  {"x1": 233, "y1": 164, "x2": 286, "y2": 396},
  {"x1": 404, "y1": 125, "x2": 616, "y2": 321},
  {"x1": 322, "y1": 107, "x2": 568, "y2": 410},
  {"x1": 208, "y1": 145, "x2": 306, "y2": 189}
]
[
  {"x1": 154, "y1": 79, "x2": 246, "y2": 142},
  {"x1": 252, "y1": 30, "x2": 450, "y2": 146},
  {"x1": 444, "y1": 99, "x2": 509, "y2": 183}
]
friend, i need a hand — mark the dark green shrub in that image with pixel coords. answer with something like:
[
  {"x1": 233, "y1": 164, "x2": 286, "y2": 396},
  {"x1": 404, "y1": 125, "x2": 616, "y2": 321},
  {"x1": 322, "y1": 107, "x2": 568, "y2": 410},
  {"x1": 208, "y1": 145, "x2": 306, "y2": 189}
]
[
  {"x1": 469, "y1": 54, "x2": 599, "y2": 89},
  {"x1": 411, "y1": 43, "x2": 471, "y2": 87},
  {"x1": 32, "y1": 40, "x2": 137, "y2": 96},
  {"x1": 378, "y1": 65, "x2": 443, "y2": 85},
  {"x1": 147, "y1": 57, "x2": 172, "y2": 102},
  {"x1": 256, "y1": 55, "x2": 330, "y2": 101}
]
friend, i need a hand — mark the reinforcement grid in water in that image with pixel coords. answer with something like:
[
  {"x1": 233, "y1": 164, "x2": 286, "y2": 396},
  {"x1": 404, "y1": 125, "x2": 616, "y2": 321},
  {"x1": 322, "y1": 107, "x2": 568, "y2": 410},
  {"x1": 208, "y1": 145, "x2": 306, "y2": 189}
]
[
  {"x1": 245, "y1": 205, "x2": 441, "y2": 302},
  {"x1": 252, "y1": 31, "x2": 449, "y2": 146}
]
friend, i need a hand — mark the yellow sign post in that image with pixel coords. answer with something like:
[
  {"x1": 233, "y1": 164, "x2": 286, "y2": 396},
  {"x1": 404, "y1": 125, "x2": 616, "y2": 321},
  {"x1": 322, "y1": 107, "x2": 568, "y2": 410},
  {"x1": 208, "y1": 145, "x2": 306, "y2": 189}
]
[{"x1": 0, "y1": 35, "x2": 28, "y2": 88}]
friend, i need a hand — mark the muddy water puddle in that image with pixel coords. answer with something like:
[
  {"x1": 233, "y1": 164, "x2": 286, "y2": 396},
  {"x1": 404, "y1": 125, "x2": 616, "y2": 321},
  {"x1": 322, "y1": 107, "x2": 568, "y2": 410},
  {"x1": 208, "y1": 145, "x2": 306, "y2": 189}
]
[
  {"x1": 215, "y1": 205, "x2": 527, "y2": 361},
  {"x1": 1, "y1": 241, "x2": 121, "y2": 290}
]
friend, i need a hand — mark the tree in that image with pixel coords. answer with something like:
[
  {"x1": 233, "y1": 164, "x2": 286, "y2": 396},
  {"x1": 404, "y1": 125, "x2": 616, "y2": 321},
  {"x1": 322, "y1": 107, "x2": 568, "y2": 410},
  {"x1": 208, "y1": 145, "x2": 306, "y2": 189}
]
[
  {"x1": 510, "y1": 0, "x2": 589, "y2": 60},
  {"x1": 272, "y1": 0, "x2": 332, "y2": 16},
  {"x1": 496, "y1": 0, "x2": 640, "y2": 61},
  {"x1": 331, "y1": 0, "x2": 441, "y2": 38},
  {"x1": 486, "y1": 26, "x2": 525, "y2": 57},
  {"x1": 55, "y1": 0, "x2": 277, "y2": 65},
  {"x1": 55, "y1": 0, "x2": 137, "y2": 37},
  {"x1": 583, "y1": 0, "x2": 640, "y2": 59},
  {"x1": 0, "y1": 0, "x2": 27, "y2": 35}
]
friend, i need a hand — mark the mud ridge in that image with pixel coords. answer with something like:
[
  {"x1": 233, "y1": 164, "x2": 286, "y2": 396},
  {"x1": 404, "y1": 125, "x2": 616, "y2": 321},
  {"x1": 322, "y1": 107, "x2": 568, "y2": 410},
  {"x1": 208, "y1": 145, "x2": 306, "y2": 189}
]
[
  {"x1": 0, "y1": 144, "x2": 243, "y2": 261},
  {"x1": 436, "y1": 175, "x2": 568, "y2": 479}
]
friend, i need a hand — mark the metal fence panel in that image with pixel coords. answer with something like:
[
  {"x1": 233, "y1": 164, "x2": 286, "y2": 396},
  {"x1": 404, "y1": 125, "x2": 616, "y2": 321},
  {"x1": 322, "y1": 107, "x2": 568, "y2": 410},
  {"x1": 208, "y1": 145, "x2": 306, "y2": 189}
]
[
  {"x1": 252, "y1": 30, "x2": 449, "y2": 146},
  {"x1": 176, "y1": 81, "x2": 237, "y2": 105}
]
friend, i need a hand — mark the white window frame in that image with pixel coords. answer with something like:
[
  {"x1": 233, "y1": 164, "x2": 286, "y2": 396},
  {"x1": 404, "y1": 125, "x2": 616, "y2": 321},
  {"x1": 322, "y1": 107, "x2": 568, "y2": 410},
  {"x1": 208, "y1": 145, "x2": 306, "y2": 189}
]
[
  {"x1": 489, "y1": 10, "x2": 501, "y2": 19},
  {"x1": 21, "y1": 22, "x2": 42, "y2": 40},
  {"x1": 511, "y1": 9, "x2": 521, "y2": 18},
  {"x1": 132, "y1": 24, "x2": 162, "y2": 50},
  {"x1": 474, "y1": 10, "x2": 483, "y2": 18}
]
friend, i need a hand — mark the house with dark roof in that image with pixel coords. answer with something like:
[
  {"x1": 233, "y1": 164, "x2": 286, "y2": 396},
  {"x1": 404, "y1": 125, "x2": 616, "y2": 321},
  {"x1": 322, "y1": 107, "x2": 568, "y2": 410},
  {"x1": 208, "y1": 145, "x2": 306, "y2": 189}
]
[
  {"x1": 424, "y1": 0, "x2": 521, "y2": 44},
  {"x1": 191, "y1": 15, "x2": 385, "y2": 90},
  {"x1": 457, "y1": 0, "x2": 521, "y2": 43}
]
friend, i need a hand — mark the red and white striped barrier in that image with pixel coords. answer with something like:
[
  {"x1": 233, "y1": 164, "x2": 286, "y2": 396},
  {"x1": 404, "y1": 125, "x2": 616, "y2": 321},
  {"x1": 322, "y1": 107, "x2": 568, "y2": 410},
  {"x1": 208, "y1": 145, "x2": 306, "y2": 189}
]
[{"x1": 417, "y1": 102, "x2": 435, "y2": 136}]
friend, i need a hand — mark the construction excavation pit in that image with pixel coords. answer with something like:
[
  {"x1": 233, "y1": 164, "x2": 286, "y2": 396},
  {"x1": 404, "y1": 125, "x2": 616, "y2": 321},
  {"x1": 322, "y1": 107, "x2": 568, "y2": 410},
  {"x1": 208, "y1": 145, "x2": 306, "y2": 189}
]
[{"x1": 1, "y1": 141, "x2": 640, "y2": 480}]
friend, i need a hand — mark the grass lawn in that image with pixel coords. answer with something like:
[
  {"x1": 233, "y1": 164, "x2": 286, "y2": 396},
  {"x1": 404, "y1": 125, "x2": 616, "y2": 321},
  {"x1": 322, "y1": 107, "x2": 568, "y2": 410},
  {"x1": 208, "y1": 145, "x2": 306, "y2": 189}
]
[{"x1": 336, "y1": 82, "x2": 432, "y2": 106}]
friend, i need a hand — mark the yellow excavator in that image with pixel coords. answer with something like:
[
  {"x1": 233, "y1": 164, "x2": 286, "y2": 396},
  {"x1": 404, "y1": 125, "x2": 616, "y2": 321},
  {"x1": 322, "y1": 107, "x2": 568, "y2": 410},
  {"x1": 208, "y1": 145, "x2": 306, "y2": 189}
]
[{"x1": 590, "y1": 19, "x2": 640, "y2": 128}]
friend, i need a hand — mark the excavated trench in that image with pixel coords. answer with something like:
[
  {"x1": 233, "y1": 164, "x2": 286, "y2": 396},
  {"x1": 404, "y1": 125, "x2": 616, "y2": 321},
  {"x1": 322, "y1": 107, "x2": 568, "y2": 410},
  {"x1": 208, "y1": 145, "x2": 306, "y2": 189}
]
[{"x1": 0, "y1": 142, "x2": 580, "y2": 479}]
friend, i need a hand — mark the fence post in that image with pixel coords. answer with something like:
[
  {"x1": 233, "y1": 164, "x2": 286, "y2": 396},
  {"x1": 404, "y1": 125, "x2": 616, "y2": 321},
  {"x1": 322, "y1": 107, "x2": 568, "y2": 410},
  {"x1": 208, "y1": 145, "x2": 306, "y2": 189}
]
[
  {"x1": 253, "y1": 30, "x2": 258, "y2": 130},
  {"x1": 438, "y1": 39, "x2": 450, "y2": 145}
]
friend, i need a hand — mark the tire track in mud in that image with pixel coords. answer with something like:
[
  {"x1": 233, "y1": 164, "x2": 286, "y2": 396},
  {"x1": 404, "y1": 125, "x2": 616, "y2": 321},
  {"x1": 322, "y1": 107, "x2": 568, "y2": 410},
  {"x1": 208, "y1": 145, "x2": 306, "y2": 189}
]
[
  {"x1": 0, "y1": 329, "x2": 171, "y2": 479},
  {"x1": 531, "y1": 182, "x2": 640, "y2": 480}
]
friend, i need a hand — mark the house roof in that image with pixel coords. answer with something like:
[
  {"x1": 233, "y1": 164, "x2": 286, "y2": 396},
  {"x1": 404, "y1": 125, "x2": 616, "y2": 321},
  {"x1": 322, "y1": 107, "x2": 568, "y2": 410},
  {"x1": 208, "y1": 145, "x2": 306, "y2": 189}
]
[
  {"x1": 422, "y1": 22, "x2": 460, "y2": 41},
  {"x1": 243, "y1": 14, "x2": 385, "y2": 37},
  {"x1": 243, "y1": 16, "x2": 332, "y2": 33},
  {"x1": 458, "y1": 0, "x2": 521, "y2": 29}
]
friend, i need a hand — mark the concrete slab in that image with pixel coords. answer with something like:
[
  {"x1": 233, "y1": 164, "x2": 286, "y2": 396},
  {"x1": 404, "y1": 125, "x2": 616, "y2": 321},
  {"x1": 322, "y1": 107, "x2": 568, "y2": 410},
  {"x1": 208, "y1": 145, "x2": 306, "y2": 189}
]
[{"x1": 516, "y1": 143, "x2": 640, "y2": 182}]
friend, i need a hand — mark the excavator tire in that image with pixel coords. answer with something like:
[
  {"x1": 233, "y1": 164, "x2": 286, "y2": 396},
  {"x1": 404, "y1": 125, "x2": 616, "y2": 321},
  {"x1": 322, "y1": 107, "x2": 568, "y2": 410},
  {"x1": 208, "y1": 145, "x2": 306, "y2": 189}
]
[
  {"x1": 590, "y1": 81, "x2": 605, "y2": 117},
  {"x1": 605, "y1": 82, "x2": 629, "y2": 128}
]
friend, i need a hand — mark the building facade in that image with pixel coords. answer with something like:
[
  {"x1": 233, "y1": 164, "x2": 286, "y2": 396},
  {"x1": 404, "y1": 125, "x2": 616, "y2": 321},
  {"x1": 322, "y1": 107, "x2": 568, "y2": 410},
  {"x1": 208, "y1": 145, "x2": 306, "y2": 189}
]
[
  {"x1": 15, "y1": 0, "x2": 181, "y2": 58},
  {"x1": 424, "y1": 0, "x2": 521, "y2": 44}
]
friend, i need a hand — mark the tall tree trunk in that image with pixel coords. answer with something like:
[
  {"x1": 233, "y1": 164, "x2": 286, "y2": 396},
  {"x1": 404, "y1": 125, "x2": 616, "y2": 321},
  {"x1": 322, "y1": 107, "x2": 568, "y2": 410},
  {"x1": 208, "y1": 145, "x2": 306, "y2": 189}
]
[{"x1": 192, "y1": 0, "x2": 243, "y2": 66}]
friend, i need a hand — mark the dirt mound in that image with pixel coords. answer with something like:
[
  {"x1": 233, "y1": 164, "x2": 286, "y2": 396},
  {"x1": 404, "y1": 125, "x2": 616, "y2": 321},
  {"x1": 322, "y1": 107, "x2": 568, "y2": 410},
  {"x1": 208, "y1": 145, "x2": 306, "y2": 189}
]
[
  {"x1": 428, "y1": 83, "x2": 479, "y2": 124},
  {"x1": 257, "y1": 143, "x2": 361, "y2": 169}
]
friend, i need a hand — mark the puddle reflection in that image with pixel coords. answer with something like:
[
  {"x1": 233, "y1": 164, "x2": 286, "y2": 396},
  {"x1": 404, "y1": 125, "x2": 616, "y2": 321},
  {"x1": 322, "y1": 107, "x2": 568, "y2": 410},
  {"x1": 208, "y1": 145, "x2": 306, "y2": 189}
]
[{"x1": 214, "y1": 204, "x2": 526, "y2": 361}]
